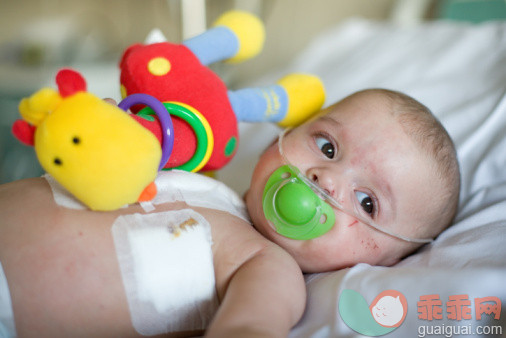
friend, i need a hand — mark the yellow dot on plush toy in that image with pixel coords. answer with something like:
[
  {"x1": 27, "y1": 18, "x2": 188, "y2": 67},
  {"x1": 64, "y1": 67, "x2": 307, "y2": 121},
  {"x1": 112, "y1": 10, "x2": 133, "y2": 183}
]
[
  {"x1": 120, "y1": 84, "x2": 127, "y2": 99},
  {"x1": 148, "y1": 57, "x2": 171, "y2": 76}
]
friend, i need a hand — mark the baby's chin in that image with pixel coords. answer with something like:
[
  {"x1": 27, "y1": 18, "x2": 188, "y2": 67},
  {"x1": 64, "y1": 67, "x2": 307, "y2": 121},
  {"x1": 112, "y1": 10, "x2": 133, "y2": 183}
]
[
  {"x1": 244, "y1": 185, "x2": 265, "y2": 218},
  {"x1": 243, "y1": 192, "x2": 279, "y2": 240},
  {"x1": 242, "y1": 188, "x2": 253, "y2": 218},
  {"x1": 242, "y1": 188, "x2": 250, "y2": 204}
]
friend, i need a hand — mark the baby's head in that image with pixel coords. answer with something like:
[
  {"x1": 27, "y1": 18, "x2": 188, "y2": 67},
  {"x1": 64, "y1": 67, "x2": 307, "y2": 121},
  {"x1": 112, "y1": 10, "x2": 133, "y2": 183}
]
[{"x1": 245, "y1": 89, "x2": 460, "y2": 273}]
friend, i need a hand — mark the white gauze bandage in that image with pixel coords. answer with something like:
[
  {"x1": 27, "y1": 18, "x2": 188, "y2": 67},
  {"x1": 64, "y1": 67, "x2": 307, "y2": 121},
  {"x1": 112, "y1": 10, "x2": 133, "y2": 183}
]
[{"x1": 112, "y1": 209, "x2": 218, "y2": 335}]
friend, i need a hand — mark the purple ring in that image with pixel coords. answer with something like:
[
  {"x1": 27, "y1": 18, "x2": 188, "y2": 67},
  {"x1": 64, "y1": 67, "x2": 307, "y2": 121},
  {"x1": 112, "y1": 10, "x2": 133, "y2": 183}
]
[{"x1": 119, "y1": 94, "x2": 174, "y2": 171}]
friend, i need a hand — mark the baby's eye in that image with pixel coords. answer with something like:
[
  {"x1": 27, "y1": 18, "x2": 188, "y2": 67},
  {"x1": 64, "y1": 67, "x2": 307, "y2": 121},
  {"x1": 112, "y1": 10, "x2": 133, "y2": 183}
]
[
  {"x1": 315, "y1": 136, "x2": 335, "y2": 159},
  {"x1": 355, "y1": 191, "x2": 374, "y2": 215}
]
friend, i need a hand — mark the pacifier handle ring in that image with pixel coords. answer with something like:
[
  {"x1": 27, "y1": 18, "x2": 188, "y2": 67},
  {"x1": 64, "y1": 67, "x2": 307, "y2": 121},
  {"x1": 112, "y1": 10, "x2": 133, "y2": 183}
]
[{"x1": 118, "y1": 94, "x2": 175, "y2": 171}]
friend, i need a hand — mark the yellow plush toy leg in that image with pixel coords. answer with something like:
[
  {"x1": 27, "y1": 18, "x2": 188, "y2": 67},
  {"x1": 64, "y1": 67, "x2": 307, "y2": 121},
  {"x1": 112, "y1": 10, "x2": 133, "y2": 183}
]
[
  {"x1": 277, "y1": 74, "x2": 326, "y2": 128},
  {"x1": 213, "y1": 10, "x2": 265, "y2": 63}
]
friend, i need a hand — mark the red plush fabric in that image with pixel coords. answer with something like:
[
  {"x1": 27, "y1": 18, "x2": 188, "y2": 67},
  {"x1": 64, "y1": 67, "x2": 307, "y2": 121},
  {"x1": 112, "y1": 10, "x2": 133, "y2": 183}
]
[
  {"x1": 56, "y1": 68, "x2": 87, "y2": 97},
  {"x1": 120, "y1": 42, "x2": 238, "y2": 171},
  {"x1": 12, "y1": 119, "x2": 36, "y2": 146}
]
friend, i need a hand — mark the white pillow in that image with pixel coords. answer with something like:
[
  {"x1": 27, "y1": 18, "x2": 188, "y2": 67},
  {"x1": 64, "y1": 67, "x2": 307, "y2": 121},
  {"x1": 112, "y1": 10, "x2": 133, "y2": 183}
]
[{"x1": 219, "y1": 18, "x2": 506, "y2": 337}]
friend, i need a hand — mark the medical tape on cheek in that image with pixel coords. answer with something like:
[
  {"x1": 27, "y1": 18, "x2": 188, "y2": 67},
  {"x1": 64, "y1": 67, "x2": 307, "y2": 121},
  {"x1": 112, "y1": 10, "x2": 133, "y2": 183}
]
[{"x1": 111, "y1": 209, "x2": 219, "y2": 335}]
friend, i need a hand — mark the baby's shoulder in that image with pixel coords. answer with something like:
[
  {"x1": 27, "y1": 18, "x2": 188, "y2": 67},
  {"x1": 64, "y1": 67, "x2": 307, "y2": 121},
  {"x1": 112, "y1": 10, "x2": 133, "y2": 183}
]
[
  {"x1": 200, "y1": 206, "x2": 300, "y2": 295},
  {"x1": 196, "y1": 204, "x2": 263, "y2": 251}
]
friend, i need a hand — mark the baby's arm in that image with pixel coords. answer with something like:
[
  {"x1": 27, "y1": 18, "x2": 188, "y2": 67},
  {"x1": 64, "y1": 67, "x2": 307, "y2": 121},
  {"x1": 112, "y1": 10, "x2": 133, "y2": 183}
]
[{"x1": 205, "y1": 244, "x2": 306, "y2": 337}]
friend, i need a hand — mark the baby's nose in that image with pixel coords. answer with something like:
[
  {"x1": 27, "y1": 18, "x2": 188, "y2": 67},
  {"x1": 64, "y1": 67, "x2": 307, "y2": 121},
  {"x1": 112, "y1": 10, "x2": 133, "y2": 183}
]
[{"x1": 307, "y1": 167, "x2": 336, "y2": 198}]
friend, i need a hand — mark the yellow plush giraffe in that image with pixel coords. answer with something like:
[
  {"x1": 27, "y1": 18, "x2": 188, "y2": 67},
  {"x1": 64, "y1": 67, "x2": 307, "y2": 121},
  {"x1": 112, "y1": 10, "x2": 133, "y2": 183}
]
[{"x1": 13, "y1": 69, "x2": 162, "y2": 211}]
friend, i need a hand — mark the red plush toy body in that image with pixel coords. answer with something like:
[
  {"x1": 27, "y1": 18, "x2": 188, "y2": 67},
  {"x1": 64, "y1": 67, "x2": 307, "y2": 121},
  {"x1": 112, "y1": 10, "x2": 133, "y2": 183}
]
[
  {"x1": 120, "y1": 42, "x2": 236, "y2": 171},
  {"x1": 119, "y1": 10, "x2": 326, "y2": 172}
]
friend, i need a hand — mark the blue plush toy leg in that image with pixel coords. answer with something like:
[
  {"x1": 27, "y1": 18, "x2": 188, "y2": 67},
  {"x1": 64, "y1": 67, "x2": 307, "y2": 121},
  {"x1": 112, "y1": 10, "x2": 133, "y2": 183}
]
[
  {"x1": 183, "y1": 26, "x2": 239, "y2": 66},
  {"x1": 228, "y1": 85, "x2": 288, "y2": 123}
]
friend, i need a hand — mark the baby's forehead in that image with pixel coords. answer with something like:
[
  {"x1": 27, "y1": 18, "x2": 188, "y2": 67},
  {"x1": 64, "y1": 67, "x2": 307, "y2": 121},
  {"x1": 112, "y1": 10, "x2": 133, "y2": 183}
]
[
  {"x1": 325, "y1": 93, "x2": 398, "y2": 124},
  {"x1": 337, "y1": 90, "x2": 394, "y2": 108},
  {"x1": 322, "y1": 110, "x2": 407, "y2": 150},
  {"x1": 328, "y1": 114, "x2": 439, "y2": 220}
]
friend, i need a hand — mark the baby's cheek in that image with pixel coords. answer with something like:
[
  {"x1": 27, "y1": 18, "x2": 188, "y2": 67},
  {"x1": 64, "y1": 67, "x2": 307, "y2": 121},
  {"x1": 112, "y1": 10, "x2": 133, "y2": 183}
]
[
  {"x1": 345, "y1": 223, "x2": 384, "y2": 264},
  {"x1": 333, "y1": 218, "x2": 379, "y2": 264},
  {"x1": 361, "y1": 237, "x2": 380, "y2": 252}
]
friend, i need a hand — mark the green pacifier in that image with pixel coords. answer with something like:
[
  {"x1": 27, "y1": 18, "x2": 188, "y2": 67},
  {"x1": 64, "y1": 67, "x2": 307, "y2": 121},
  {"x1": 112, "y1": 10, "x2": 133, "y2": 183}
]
[{"x1": 262, "y1": 165, "x2": 335, "y2": 240}]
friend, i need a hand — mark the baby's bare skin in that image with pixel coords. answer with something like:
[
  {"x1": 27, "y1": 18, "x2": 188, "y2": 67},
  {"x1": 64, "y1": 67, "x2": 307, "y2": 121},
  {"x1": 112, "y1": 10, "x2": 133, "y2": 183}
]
[{"x1": 0, "y1": 177, "x2": 305, "y2": 337}]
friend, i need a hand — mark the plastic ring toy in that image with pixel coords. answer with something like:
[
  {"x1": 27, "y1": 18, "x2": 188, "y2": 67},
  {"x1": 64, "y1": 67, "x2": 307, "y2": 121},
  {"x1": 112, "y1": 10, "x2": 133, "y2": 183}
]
[
  {"x1": 165, "y1": 102, "x2": 214, "y2": 172},
  {"x1": 118, "y1": 94, "x2": 174, "y2": 171},
  {"x1": 138, "y1": 102, "x2": 214, "y2": 172}
]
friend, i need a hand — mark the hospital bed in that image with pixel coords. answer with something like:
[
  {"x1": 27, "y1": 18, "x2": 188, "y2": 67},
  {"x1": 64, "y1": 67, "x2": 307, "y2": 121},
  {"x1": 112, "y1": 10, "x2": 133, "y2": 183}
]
[{"x1": 216, "y1": 1, "x2": 506, "y2": 336}]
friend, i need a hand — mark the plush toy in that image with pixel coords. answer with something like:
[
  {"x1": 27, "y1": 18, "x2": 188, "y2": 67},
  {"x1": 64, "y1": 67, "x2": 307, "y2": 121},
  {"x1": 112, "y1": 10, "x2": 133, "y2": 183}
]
[
  {"x1": 12, "y1": 69, "x2": 175, "y2": 211},
  {"x1": 120, "y1": 10, "x2": 326, "y2": 172},
  {"x1": 11, "y1": 10, "x2": 325, "y2": 211}
]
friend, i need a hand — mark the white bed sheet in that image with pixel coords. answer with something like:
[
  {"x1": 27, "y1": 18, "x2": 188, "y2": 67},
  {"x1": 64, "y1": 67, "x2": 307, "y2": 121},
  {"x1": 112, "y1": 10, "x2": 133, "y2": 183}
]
[{"x1": 218, "y1": 19, "x2": 506, "y2": 337}]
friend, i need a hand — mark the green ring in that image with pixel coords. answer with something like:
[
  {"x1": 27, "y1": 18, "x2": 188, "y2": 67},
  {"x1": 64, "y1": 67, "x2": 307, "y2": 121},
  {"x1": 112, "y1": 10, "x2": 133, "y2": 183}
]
[{"x1": 138, "y1": 102, "x2": 208, "y2": 172}]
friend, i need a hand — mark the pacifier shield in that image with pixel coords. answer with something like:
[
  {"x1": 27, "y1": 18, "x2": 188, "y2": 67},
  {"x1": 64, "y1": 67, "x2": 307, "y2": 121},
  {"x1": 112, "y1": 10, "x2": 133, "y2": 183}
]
[{"x1": 263, "y1": 165, "x2": 336, "y2": 240}]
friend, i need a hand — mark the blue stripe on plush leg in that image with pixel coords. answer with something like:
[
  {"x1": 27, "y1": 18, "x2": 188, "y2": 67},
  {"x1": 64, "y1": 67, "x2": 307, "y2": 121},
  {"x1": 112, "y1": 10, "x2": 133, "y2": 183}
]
[
  {"x1": 228, "y1": 85, "x2": 288, "y2": 122},
  {"x1": 229, "y1": 74, "x2": 326, "y2": 127},
  {"x1": 183, "y1": 26, "x2": 239, "y2": 66}
]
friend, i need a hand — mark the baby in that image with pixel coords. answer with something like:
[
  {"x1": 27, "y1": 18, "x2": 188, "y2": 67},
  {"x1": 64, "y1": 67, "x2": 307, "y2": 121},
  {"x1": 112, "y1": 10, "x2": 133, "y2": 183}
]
[
  {"x1": 246, "y1": 88, "x2": 461, "y2": 273},
  {"x1": 0, "y1": 89, "x2": 460, "y2": 337}
]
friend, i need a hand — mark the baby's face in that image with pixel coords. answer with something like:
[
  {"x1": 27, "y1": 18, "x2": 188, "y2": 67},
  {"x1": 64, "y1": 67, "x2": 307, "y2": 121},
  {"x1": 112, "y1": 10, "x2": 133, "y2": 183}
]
[{"x1": 245, "y1": 93, "x2": 441, "y2": 273}]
